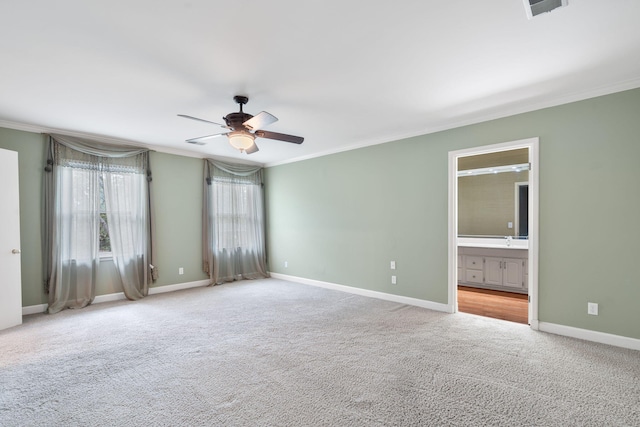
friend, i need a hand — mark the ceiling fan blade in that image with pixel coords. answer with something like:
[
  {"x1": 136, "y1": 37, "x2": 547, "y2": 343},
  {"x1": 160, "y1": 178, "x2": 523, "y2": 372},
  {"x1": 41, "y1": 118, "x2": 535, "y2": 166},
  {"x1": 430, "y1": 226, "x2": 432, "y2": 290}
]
[
  {"x1": 245, "y1": 142, "x2": 259, "y2": 154},
  {"x1": 186, "y1": 133, "x2": 227, "y2": 144},
  {"x1": 255, "y1": 130, "x2": 304, "y2": 144},
  {"x1": 243, "y1": 111, "x2": 278, "y2": 130},
  {"x1": 178, "y1": 114, "x2": 228, "y2": 128}
]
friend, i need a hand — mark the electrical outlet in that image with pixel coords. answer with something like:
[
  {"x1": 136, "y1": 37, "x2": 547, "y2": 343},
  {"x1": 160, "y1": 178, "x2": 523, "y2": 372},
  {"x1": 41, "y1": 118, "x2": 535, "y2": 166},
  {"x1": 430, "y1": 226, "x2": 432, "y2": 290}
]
[
  {"x1": 587, "y1": 302, "x2": 598, "y2": 316},
  {"x1": 391, "y1": 275, "x2": 397, "y2": 285},
  {"x1": 390, "y1": 261, "x2": 396, "y2": 270},
  {"x1": 284, "y1": 261, "x2": 288, "y2": 268},
  {"x1": 178, "y1": 267, "x2": 184, "y2": 275},
  {"x1": 508, "y1": 221, "x2": 513, "y2": 229}
]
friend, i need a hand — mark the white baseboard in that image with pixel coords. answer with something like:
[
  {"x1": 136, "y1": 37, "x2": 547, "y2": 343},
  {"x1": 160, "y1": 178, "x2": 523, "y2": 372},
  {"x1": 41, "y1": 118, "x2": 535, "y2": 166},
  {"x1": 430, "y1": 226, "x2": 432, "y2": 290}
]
[
  {"x1": 94, "y1": 292, "x2": 127, "y2": 304},
  {"x1": 148, "y1": 279, "x2": 210, "y2": 295},
  {"x1": 22, "y1": 303, "x2": 48, "y2": 315},
  {"x1": 270, "y1": 273, "x2": 640, "y2": 352},
  {"x1": 22, "y1": 279, "x2": 211, "y2": 316},
  {"x1": 538, "y1": 321, "x2": 640, "y2": 351},
  {"x1": 270, "y1": 273, "x2": 453, "y2": 313}
]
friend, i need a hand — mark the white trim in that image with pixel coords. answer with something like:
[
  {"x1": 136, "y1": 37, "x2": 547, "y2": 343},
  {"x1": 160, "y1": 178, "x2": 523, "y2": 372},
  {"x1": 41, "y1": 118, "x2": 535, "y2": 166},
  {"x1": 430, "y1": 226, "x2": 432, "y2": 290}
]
[
  {"x1": 22, "y1": 303, "x2": 48, "y2": 315},
  {"x1": 270, "y1": 273, "x2": 453, "y2": 313},
  {"x1": 538, "y1": 321, "x2": 640, "y2": 351},
  {"x1": 21, "y1": 279, "x2": 210, "y2": 316},
  {"x1": 148, "y1": 279, "x2": 210, "y2": 295},
  {"x1": 0, "y1": 119, "x2": 262, "y2": 166},
  {"x1": 265, "y1": 77, "x2": 640, "y2": 168},
  {"x1": 94, "y1": 292, "x2": 127, "y2": 304},
  {"x1": 448, "y1": 137, "x2": 539, "y2": 327}
]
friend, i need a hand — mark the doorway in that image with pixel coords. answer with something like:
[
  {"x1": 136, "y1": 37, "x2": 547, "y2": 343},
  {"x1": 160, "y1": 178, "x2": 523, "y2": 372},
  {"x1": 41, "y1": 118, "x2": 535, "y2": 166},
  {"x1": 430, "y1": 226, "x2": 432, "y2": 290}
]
[{"x1": 448, "y1": 138, "x2": 539, "y2": 328}]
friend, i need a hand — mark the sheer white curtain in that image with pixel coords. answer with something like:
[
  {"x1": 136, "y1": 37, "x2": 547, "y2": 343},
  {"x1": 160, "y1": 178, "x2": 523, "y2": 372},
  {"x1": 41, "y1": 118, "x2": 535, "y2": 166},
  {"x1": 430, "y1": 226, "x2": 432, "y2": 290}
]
[
  {"x1": 44, "y1": 135, "x2": 157, "y2": 314},
  {"x1": 203, "y1": 160, "x2": 269, "y2": 284},
  {"x1": 47, "y1": 165, "x2": 100, "y2": 313},
  {"x1": 103, "y1": 165, "x2": 150, "y2": 300}
]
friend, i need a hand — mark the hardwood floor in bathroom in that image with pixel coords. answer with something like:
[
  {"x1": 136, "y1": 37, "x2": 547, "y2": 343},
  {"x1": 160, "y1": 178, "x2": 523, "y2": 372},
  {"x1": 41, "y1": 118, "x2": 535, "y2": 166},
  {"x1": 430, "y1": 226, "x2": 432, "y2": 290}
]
[{"x1": 457, "y1": 285, "x2": 529, "y2": 324}]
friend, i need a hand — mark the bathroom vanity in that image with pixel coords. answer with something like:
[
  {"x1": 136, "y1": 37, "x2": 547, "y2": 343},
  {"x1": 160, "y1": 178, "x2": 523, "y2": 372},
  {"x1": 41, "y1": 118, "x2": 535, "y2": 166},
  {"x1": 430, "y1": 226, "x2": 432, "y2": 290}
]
[{"x1": 457, "y1": 237, "x2": 528, "y2": 294}]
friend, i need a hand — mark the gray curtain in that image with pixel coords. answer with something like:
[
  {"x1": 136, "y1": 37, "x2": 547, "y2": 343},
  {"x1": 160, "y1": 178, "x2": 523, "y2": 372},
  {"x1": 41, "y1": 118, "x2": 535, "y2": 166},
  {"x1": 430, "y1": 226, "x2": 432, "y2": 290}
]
[
  {"x1": 203, "y1": 159, "x2": 269, "y2": 284},
  {"x1": 44, "y1": 134, "x2": 157, "y2": 313}
]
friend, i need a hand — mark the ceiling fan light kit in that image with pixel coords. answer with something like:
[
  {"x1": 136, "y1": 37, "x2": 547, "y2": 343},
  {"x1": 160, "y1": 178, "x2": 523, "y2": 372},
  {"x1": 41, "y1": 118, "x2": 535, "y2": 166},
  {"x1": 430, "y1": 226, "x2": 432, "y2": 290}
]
[
  {"x1": 179, "y1": 95, "x2": 304, "y2": 155},
  {"x1": 228, "y1": 130, "x2": 255, "y2": 152}
]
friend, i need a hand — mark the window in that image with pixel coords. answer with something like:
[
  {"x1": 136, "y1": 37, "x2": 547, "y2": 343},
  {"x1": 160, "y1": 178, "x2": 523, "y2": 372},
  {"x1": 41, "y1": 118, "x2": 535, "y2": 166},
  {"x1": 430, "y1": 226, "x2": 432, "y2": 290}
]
[
  {"x1": 99, "y1": 178, "x2": 111, "y2": 254},
  {"x1": 213, "y1": 177, "x2": 263, "y2": 250},
  {"x1": 44, "y1": 134, "x2": 155, "y2": 313},
  {"x1": 203, "y1": 160, "x2": 268, "y2": 284}
]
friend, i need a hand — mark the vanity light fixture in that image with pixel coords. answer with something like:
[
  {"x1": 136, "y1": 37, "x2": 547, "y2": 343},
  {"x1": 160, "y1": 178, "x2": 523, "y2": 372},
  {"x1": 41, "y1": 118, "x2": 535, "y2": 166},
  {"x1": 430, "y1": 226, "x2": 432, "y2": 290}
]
[{"x1": 458, "y1": 163, "x2": 530, "y2": 177}]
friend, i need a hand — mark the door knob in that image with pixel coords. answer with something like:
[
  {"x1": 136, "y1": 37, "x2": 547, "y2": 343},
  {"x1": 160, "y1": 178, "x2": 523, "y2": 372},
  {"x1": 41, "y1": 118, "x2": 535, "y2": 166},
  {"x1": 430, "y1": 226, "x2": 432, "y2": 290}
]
[{"x1": 12, "y1": 249, "x2": 21, "y2": 254}]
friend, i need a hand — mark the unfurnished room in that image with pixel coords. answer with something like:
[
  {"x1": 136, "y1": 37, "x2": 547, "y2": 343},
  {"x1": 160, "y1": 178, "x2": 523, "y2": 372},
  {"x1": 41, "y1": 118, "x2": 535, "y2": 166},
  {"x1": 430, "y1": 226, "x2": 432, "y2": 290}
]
[{"x1": 1, "y1": 1, "x2": 640, "y2": 425}]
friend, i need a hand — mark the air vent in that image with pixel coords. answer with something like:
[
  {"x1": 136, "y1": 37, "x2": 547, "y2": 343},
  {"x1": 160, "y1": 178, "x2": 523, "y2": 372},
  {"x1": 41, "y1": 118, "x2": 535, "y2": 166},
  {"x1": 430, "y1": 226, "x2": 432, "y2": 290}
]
[{"x1": 524, "y1": 0, "x2": 568, "y2": 19}]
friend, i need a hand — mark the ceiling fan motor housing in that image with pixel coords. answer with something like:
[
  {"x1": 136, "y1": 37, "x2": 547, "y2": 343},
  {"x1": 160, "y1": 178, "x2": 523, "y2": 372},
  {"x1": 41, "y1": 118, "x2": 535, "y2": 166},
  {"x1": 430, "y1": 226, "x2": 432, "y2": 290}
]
[
  {"x1": 224, "y1": 112, "x2": 253, "y2": 130},
  {"x1": 226, "y1": 95, "x2": 252, "y2": 130}
]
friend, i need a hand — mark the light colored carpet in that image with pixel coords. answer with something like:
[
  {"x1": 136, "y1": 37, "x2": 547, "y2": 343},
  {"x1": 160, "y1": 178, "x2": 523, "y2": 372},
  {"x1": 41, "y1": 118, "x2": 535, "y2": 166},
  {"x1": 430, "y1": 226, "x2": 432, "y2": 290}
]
[{"x1": 1, "y1": 278, "x2": 639, "y2": 426}]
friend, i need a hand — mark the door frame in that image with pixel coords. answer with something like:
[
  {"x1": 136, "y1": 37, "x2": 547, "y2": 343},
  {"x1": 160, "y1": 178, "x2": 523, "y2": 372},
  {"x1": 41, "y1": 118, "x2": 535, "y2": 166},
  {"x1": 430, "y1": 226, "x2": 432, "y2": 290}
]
[{"x1": 447, "y1": 137, "x2": 539, "y2": 328}]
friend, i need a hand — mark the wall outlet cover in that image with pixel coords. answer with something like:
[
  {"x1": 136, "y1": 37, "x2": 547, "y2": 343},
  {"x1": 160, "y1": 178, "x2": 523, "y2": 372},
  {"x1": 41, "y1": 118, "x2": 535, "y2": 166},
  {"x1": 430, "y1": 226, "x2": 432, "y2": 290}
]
[{"x1": 587, "y1": 302, "x2": 598, "y2": 316}]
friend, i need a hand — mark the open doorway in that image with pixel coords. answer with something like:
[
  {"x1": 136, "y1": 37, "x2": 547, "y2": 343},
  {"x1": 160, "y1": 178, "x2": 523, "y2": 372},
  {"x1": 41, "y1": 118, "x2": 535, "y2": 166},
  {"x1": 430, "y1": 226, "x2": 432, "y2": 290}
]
[{"x1": 448, "y1": 138, "x2": 539, "y2": 328}]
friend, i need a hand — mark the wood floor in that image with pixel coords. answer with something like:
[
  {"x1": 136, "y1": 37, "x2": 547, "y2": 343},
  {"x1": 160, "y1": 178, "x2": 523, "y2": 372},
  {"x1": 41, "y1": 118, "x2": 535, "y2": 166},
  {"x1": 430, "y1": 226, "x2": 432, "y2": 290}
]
[{"x1": 457, "y1": 286, "x2": 528, "y2": 324}]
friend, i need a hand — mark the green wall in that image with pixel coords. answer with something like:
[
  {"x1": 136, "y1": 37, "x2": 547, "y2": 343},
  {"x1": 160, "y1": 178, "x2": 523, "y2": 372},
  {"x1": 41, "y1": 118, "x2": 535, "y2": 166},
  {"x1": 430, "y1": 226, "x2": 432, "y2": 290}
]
[
  {"x1": 0, "y1": 128, "x2": 208, "y2": 307},
  {"x1": 0, "y1": 129, "x2": 46, "y2": 305},
  {"x1": 265, "y1": 87, "x2": 640, "y2": 340}
]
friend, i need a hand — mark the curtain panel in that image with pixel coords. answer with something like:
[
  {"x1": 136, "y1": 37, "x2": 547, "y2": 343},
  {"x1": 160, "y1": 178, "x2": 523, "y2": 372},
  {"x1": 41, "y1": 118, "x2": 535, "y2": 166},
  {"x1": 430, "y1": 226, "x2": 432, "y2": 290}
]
[
  {"x1": 43, "y1": 134, "x2": 157, "y2": 313},
  {"x1": 203, "y1": 159, "x2": 269, "y2": 284}
]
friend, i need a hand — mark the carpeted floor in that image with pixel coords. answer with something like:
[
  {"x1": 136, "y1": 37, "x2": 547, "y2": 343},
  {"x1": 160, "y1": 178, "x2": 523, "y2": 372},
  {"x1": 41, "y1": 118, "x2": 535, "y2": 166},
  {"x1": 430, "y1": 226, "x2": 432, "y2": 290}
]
[{"x1": 1, "y1": 278, "x2": 639, "y2": 426}]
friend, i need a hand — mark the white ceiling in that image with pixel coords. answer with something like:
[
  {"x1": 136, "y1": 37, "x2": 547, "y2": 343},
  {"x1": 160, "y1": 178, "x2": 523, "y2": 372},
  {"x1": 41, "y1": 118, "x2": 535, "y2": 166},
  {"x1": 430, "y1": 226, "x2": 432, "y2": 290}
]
[{"x1": 1, "y1": 0, "x2": 640, "y2": 166}]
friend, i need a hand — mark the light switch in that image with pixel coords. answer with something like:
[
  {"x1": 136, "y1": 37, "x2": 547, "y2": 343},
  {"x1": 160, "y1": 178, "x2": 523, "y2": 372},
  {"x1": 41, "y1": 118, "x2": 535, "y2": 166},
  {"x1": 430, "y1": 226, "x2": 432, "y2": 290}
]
[{"x1": 390, "y1": 261, "x2": 396, "y2": 270}]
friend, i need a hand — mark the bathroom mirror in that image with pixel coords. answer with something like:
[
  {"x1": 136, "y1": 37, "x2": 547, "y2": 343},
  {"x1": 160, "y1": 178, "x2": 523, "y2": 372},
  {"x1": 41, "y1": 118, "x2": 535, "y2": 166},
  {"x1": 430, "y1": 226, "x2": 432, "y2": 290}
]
[{"x1": 458, "y1": 148, "x2": 529, "y2": 238}]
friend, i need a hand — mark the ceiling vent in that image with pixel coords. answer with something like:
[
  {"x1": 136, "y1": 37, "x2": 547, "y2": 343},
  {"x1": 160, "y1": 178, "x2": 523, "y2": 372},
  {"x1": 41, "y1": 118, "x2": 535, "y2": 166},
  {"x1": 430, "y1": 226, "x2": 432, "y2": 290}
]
[{"x1": 524, "y1": 0, "x2": 568, "y2": 19}]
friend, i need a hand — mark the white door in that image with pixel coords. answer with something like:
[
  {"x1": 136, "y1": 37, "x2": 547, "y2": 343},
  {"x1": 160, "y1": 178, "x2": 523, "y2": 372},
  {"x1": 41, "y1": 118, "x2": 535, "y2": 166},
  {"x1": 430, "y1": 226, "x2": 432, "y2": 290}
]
[{"x1": 0, "y1": 148, "x2": 22, "y2": 330}]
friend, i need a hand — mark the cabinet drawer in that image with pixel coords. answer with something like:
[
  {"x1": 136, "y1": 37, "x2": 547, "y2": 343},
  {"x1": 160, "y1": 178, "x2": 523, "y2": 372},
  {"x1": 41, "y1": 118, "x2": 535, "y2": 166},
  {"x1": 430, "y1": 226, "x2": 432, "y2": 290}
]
[
  {"x1": 465, "y1": 269, "x2": 483, "y2": 284},
  {"x1": 465, "y1": 256, "x2": 483, "y2": 269}
]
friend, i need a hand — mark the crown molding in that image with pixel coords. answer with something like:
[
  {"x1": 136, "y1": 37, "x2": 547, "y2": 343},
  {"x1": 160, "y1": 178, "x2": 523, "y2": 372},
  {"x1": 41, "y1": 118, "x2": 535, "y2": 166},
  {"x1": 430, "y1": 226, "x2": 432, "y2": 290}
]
[
  {"x1": 3, "y1": 76, "x2": 640, "y2": 169},
  {"x1": 0, "y1": 118, "x2": 264, "y2": 166},
  {"x1": 265, "y1": 77, "x2": 640, "y2": 168}
]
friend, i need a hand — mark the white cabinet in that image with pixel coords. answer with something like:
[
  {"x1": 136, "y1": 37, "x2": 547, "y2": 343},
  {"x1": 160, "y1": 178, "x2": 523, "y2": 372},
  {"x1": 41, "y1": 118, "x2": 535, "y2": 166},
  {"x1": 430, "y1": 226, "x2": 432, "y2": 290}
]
[
  {"x1": 458, "y1": 247, "x2": 528, "y2": 294},
  {"x1": 464, "y1": 256, "x2": 484, "y2": 284},
  {"x1": 485, "y1": 257, "x2": 525, "y2": 289}
]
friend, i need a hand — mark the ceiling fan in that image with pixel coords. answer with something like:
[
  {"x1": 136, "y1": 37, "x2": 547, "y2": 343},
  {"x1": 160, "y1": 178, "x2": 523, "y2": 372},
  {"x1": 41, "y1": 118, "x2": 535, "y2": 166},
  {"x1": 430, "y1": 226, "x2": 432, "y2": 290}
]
[{"x1": 178, "y1": 95, "x2": 304, "y2": 154}]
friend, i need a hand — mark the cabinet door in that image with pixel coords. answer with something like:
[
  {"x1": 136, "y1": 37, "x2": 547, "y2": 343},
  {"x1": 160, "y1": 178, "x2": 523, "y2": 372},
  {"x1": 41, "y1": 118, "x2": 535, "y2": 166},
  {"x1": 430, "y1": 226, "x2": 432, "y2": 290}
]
[
  {"x1": 484, "y1": 257, "x2": 503, "y2": 286},
  {"x1": 503, "y1": 258, "x2": 524, "y2": 289},
  {"x1": 465, "y1": 269, "x2": 483, "y2": 284}
]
